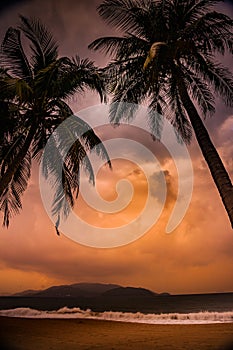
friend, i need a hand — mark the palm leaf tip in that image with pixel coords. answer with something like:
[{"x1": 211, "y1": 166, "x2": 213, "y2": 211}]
[
  {"x1": 55, "y1": 215, "x2": 60, "y2": 235},
  {"x1": 55, "y1": 226, "x2": 60, "y2": 235}
]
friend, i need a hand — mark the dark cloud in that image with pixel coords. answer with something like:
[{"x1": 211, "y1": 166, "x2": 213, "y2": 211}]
[
  {"x1": 0, "y1": 0, "x2": 29, "y2": 14},
  {"x1": 225, "y1": 0, "x2": 233, "y2": 7},
  {"x1": 149, "y1": 170, "x2": 177, "y2": 208}
]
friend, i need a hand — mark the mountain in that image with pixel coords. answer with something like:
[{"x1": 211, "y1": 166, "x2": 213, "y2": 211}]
[
  {"x1": 12, "y1": 283, "x2": 165, "y2": 298},
  {"x1": 103, "y1": 286, "x2": 157, "y2": 297},
  {"x1": 12, "y1": 283, "x2": 121, "y2": 298},
  {"x1": 71, "y1": 283, "x2": 121, "y2": 296},
  {"x1": 12, "y1": 289, "x2": 42, "y2": 297}
]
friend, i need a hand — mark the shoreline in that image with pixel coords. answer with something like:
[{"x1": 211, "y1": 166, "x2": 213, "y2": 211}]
[{"x1": 1, "y1": 316, "x2": 233, "y2": 350}]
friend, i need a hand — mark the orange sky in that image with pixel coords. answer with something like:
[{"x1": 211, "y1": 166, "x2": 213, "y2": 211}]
[{"x1": 0, "y1": 0, "x2": 233, "y2": 295}]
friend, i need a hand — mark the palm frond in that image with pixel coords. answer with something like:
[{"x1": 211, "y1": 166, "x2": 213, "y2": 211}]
[
  {"x1": 146, "y1": 107, "x2": 164, "y2": 140},
  {"x1": 72, "y1": 56, "x2": 107, "y2": 103},
  {"x1": 19, "y1": 15, "x2": 58, "y2": 73},
  {"x1": 173, "y1": 95, "x2": 192, "y2": 144},
  {"x1": 41, "y1": 114, "x2": 111, "y2": 225},
  {"x1": 190, "y1": 54, "x2": 233, "y2": 106},
  {"x1": 163, "y1": 73, "x2": 192, "y2": 144},
  {"x1": 10, "y1": 78, "x2": 33, "y2": 103},
  {"x1": 67, "y1": 115, "x2": 112, "y2": 169},
  {"x1": 181, "y1": 10, "x2": 233, "y2": 55},
  {"x1": 89, "y1": 36, "x2": 129, "y2": 56},
  {"x1": 178, "y1": 0, "x2": 222, "y2": 24},
  {"x1": 0, "y1": 150, "x2": 31, "y2": 227},
  {"x1": 97, "y1": 0, "x2": 150, "y2": 33},
  {"x1": 1, "y1": 27, "x2": 32, "y2": 81},
  {"x1": 51, "y1": 164, "x2": 76, "y2": 220},
  {"x1": 1, "y1": 137, "x2": 22, "y2": 175},
  {"x1": 89, "y1": 35, "x2": 147, "y2": 60},
  {"x1": 35, "y1": 56, "x2": 106, "y2": 102},
  {"x1": 181, "y1": 64, "x2": 215, "y2": 117},
  {"x1": 107, "y1": 68, "x2": 146, "y2": 123}
]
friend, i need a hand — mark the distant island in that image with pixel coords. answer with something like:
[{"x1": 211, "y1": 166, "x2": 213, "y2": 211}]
[{"x1": 12, "y1": 282, "x2": 170, "y2": 298}]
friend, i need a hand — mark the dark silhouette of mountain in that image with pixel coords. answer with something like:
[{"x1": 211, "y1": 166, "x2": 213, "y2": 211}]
[
  {"x1": 71, "y1": 283, "x2": 120, "y2": 296},
  {"x1": 12, "y1": 283, "x2": 121, "y2": 298},
  {"x1": 13, "y1": 289, "x2": 42, "y2": 297},
  {"x1": 30, "y1": 285, "x2": 85, "y2": 298},
  {"x1": 11, "y1": 283, "x2": 166, "y2": 299},
  {"x1": 103, "y1": 286, "x2": 157, "y2": 297}
]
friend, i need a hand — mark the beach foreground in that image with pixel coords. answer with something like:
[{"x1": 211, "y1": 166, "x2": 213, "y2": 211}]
[{"x1": 0, "y1": 316, "x2": 233, "y2": 350}]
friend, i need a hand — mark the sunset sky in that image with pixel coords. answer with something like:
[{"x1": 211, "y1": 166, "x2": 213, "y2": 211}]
[{"x1": 0, "y1": 0, "x2": 233, "y2": 296}]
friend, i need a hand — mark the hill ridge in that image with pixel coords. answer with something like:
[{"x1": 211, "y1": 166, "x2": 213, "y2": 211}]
[{"x1": 12, "y1": 282, "x2": 169, "y2": 298}]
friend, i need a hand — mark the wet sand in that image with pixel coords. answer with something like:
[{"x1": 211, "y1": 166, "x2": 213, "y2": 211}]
[{"x1": 0, "y1": 316, "x2": 233, "y2": 350}]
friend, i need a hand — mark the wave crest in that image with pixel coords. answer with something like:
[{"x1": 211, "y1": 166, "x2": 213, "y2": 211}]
[{"x1": 0, "y1": 307, "x2": 233, "y2": 324}]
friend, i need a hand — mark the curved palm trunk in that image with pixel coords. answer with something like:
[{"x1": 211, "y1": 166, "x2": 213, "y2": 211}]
[
  {"x1": 0, "y1": 124, "x2": 36, "y2": 198},
  {"x1": 177, "y1": 77, "x2": 233, "y2": 228}
]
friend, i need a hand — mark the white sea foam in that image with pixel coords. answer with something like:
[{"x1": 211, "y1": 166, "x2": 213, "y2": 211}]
[{"x1": 0, "y1": 307, "x2": 233, "y2": 324}]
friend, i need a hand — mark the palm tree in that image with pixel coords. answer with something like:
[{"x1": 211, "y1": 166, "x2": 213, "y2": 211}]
[
  {"x1": 89, "y1": 0, "x2": 233, "y2": 228},
  {"x1": 0, "y1": 16, "x2": 111, "y2": 229}
]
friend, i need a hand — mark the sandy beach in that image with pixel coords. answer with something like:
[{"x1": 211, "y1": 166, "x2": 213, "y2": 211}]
[{"x1": 0, "y1": 316, "x2": 233, "y2": 350}]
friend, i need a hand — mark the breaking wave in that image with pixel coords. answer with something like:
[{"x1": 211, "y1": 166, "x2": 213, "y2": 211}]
[{"x1": 0, "y1": 307, "x2": 233, "y2": 324}]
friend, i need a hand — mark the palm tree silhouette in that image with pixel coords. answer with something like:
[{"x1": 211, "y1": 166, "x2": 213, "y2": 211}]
[
  {"x1": 89, "y1": 0, "x2": 233, "y2": 227},
  {"x1": 0, "y1": 16, "x2": 111, "y2": 228}
]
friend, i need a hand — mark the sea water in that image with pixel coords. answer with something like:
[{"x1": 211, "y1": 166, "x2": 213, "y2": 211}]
[{"x1": 0, "y1": 293, "x2": 233, "y2": 324}]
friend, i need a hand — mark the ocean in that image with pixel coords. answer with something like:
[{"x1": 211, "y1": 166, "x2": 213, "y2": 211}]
[{"x1": 0, "y1": 293, "x2": 233, "y2": 324}]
